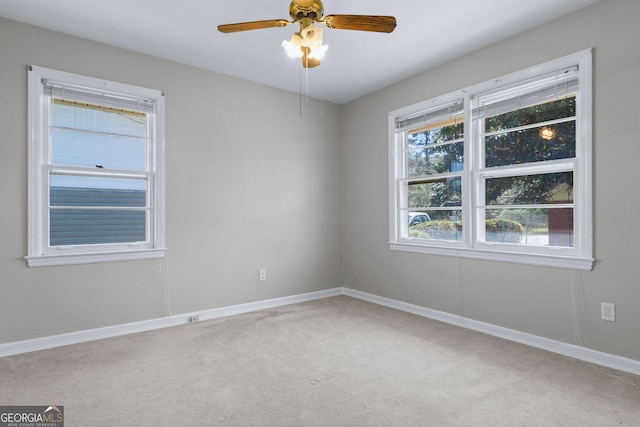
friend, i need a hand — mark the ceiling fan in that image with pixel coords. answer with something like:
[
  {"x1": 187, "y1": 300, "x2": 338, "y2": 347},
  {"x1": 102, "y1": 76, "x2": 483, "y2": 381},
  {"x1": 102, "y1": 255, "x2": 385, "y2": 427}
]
[{"x1": 218, "y1": 0, "x2": 397, "y2": 68}]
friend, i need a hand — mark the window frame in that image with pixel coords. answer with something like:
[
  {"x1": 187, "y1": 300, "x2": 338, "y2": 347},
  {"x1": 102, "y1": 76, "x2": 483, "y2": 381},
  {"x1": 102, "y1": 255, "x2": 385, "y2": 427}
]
[
  {"x1": 388, "y1": 50, "x2": 593, "y2": 271},
  {"x1": 26, "y1": 65, "x2": 166, "y2": 267}
]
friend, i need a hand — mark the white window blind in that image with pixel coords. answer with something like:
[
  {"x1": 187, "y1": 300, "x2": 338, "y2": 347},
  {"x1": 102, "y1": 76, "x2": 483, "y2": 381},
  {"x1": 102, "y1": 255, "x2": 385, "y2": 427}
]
[
  {"x1": 473, "y1": 66, "x2": 578, "y2": 119},
  {"x1": 43, "y1": 79, "x2": 156, "y2": 113},
  {"x1": 395, "y1": 100, "x2": 464, "y2": 132}
]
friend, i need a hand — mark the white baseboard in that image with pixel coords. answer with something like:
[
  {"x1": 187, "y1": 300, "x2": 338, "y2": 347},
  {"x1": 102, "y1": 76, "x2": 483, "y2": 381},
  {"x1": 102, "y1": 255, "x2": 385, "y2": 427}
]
[
  {"x1": 342, "y1": 288, "x2": 640, "y2": 376},
  {"x1": 0, "y1": 288, "x2": 342, "y2": 358},
  {"x1": 1, "y1": 286, "x2": 639, "y2": 377}
]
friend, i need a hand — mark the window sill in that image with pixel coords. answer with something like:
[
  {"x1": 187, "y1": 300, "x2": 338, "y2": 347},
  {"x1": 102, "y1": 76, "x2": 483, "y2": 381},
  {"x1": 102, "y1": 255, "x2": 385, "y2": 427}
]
[
  {"x1": 25, "y1": 248, "x2": 166, "y2": 267},
  {"x1": 389, "y1": 242, "x2": 593, "y2": 271}
]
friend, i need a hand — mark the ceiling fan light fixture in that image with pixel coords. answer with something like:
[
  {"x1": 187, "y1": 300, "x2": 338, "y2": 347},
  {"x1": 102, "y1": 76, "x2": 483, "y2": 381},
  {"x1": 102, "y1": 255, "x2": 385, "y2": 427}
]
[
  {"x1": 282, "y1": 34, "x2": 303, "y2": 57},
  {"x1": 308, "y1": 44, "x2": 328, "y2": 59},
  {"x1": 300, "y1": 22, "x2": 327, "y2": 60},
  {"x1": 300, "y1": 22, "x2": 324, "y2": 48}
]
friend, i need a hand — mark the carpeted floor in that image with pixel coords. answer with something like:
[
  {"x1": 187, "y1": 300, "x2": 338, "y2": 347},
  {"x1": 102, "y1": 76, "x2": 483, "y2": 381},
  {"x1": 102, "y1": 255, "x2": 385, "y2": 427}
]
[{"x1": 1, "y1": 295, "x2": 639, "y2": 426}]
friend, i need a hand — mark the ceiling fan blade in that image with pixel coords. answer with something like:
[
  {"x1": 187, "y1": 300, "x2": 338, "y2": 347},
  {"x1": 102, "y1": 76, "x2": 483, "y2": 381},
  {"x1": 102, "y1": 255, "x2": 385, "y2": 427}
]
[
  {"x1": 323, "y1": 15, "x2": 396, "y2": 33},
  {"x1": 218, "y1": 19, "x2": 291, "y2": 33}
]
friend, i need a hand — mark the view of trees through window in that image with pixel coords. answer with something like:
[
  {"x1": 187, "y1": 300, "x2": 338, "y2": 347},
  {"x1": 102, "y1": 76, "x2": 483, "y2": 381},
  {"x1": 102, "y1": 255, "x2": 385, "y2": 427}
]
[
  {"x1": 407, "y1": 95, "x2": 576, "y2": 246},
  {"x1": 406, "y1": 116, "x2": 464, "y2": 241}
]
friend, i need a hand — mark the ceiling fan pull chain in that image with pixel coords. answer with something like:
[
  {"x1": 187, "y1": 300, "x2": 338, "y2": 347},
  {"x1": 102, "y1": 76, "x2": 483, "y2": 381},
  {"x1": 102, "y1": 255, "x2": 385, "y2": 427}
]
[
  {"x1": 298, "y1": 63, "x2": 310, "y2": 117},
  {"x1": 306, "y1": 64, "x2": 310, "y2": 101}
]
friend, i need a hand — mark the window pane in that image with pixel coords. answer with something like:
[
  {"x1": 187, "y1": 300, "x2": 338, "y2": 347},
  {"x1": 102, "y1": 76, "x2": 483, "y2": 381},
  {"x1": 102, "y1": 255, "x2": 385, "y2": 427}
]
[
  {"x1": 408, "y1": 177, "x2": 462, "y2": 208},
  {"x1": 50, "y1": 176, "x2": 146, "y2": 207},
  {"x1": 407, "y1": 210, "x2": 462, "y2": 241},
  {"x1": 485, "y1": 121, "x2": 575, "y2": 167},
  {"x1": 50, "y1": 209, "x2": 146, "y2": 246},
  {"x1": 485, "y1": 96, "x2": 575, "y2": 132},
  {"x1": 52, "y1": 101, "x2": 147, "y2": 138},
  {"x1": 485, "y1": 208, "x2": 573, "y2": 247},
  {"x1": 408, "y1": 121, "x2": 463, "y2": 149},
  {"x1": 486, "y1": 172, "x2": 573, "y2": 206},
  {"x1": 52, "y1": 129, "x2": 147, "y2": 171},
  {"x1": 407, "y1": 141, "x2": 463, "y2": 177}
]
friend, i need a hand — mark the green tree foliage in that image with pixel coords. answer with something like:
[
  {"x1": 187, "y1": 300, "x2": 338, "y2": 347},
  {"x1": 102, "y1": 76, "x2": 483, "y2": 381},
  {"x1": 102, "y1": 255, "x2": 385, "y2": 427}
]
[
  {"x1": 483, "y1": 96, "x2": 576, "y2": 205},
  {"x1": 407, "y1": 121, "x2": 463, "y2": 217},
  {"x1": 409, "y1": 220, "x2": 462, "y2": 241},
  {"x1": 409, "y1": 219, "x2": 523, "y2": 243},
  {"x1": 408, "y1": 96, "x2": 575, "y2": 213},
  {"x1": 492, "y1": 208, "x2": 548, "y2": 231},
  {"x1": 485, "y1": 219, "x2": 524, "y2": 243}
]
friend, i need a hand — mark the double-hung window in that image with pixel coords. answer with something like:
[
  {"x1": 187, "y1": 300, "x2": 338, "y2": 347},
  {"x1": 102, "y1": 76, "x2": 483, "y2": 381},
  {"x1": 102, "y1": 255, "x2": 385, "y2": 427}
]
[
  {"x1": 389, "y1": 50, "x2": 593, "y2": 270},
  {"x1": 27, "y1": 66, "x2": 166, "y2": 267}
]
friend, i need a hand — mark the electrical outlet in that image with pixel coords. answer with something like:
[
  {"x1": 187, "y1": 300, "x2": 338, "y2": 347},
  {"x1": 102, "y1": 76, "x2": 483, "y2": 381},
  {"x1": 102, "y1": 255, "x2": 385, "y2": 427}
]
[
  {"x1": 258, "y1": 269, "x2": 266, "y2": 282},
  {"x1": 601, "y1": 302, "x2": 615, "y2": 322},
  {"x1": 188, "y1": 315, "x2": 200, "y2": 323}
]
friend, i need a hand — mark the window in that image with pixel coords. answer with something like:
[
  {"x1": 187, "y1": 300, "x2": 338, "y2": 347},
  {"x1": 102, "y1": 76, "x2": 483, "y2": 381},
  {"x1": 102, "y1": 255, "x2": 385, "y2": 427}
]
[
  {"x1": 388, "y1": 50, "x2": 593, "y2": 270},
  {"x1": 26, "y1": 66, "x2": 166, "y2": 267}
]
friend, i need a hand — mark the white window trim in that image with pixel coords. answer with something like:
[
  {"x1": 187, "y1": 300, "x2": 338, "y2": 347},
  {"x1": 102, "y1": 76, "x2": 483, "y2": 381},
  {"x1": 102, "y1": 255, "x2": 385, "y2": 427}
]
[
  {"x1": 388, "y1": 50, "x2": 593, "y2": 271},
  {"x1": 26, "y1": 65, "x2": 166, "y2": 267}
]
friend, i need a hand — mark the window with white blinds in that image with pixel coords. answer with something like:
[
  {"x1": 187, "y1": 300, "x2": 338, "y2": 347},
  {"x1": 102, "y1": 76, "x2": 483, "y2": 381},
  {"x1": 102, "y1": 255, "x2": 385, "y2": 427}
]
[
  {"x1": 388, "y1": 50, "x2": 593, "y2": 270},
  {"x1": 395, "y1": 100, "x2": 465, "y2": 242},
  {"x1": 26, "y1": 66, "x2": 166, "y2": 267}
]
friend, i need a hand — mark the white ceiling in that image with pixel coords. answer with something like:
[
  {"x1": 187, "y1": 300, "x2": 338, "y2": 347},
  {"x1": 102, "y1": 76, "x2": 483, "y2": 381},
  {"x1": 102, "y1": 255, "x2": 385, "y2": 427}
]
[{"x1": 0, "y1": 0, "x2": 599, "y2": 104}]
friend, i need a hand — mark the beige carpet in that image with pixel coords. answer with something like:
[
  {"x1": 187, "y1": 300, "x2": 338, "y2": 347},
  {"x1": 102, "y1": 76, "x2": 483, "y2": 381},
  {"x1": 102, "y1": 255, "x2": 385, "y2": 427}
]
[{"x1": 1, "y1": 295, "x2": 639, "y2": 426}]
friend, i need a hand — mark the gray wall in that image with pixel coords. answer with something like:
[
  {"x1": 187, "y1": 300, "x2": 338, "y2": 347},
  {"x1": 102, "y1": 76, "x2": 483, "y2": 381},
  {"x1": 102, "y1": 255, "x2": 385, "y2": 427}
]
[
  {"x1": 342, "y1": 0, "x2": 640, "y2": 361},
  {"x1": 0, "y1": 17, "x2": 342, "y2": 343}
]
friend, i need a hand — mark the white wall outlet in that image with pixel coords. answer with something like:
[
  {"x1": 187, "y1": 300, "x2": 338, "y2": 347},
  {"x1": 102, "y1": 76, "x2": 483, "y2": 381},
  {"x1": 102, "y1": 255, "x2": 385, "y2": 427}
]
[
  {"x1": 601, "y1": 302, "x2": 615, "y2": 322},
  {"x1": 258, "y1": 269, "x2": 266, "y2": 282}
]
